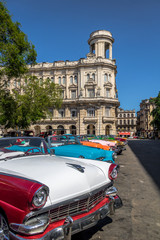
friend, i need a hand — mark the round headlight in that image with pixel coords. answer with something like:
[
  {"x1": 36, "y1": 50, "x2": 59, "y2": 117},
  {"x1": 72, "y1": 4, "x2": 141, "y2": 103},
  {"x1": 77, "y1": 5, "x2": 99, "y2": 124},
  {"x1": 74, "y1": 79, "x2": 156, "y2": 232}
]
[
  {"x1": 32, "y1": 186, "x2": 49, "y2": 209},
  {"x1": 108, "y1": 164, "x2": 118, "y2": 180}
]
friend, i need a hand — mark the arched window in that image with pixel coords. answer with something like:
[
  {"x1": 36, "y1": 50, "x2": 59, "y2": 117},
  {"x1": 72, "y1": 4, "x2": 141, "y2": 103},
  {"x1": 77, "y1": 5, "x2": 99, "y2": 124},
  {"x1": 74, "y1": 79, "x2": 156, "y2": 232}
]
[
  {"x1": 70, "y1": 76, "x2": 73, "y2": 84},
  {"x1": 58, "y1": 77, "x2": 61, "y2": 85},
  {"x1": 74, "y1": 75, "x2": 77, "y2": 84},
  {"x1": 87, "y1": 74, "x2": 90, "y2": 81},
  {"x1": 87, "y1": 124, "x2": 95, "y2": 135},
  {"x1": 105, "y1": 125, "x2": 110, "y2": 135},
  {"x1": 57, "y1": 125, "x2": 65, "y2": 135},
  {"x1": 46, "y1": 125, "x2": 52, "y2": 135},
  {"x1": 62, "y1": 76, "x2": 66, "y2": 84},
  {"x1": 70, "y1": 125, "x2": 76, "y2": 135},
  {"x1": 92, "y1": 73, "x2": 95, "y2": 81},
  {"x1": 104, "y1": 74, "x2": 108, "y2": 82}
]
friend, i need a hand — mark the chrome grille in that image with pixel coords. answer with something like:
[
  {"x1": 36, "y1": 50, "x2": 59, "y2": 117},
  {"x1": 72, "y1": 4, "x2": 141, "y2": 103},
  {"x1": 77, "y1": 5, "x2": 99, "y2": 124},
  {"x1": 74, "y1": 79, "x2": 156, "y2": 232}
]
[{"x1": 49, "y1": 189, "x2": 105, "y2": 223}]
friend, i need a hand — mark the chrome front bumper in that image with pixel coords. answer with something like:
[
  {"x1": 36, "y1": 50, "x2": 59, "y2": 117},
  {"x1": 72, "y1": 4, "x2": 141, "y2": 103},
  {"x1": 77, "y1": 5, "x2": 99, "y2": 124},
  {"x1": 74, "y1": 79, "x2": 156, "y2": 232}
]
[{"x1": 10, "y1": 194, "x2": 122, "y2": 240}]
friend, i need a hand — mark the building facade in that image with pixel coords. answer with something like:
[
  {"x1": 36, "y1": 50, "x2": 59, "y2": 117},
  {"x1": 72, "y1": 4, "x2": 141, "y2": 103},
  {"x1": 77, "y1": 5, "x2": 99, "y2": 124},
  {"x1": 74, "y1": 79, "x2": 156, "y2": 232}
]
[
  {"x1": 137, "y1": 98, "x2": 155, "y2": 138},
  {"x1": 3, "y1": 30, "x2": 120, "y2": 136},
  {"x1": 117, "y1": 108, "x2": 137, "y2": 136}
]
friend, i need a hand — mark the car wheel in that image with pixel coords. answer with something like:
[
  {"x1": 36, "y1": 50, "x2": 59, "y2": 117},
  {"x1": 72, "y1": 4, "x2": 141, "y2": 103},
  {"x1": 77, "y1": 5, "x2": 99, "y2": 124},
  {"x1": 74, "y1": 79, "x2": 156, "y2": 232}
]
[
  {"x1": 79, "y1": 155, "x2": 85, "y2": 158},
  {"x1": 0, "y1": 213, "x2": 9, "y2": 240}
]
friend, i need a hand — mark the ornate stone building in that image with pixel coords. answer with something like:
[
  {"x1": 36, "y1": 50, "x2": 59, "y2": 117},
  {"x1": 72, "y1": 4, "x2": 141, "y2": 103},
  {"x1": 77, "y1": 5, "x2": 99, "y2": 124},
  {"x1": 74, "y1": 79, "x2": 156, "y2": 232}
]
[
  {"x1": 7, "y1": 30, "x2": 120, "y2": 136},
  {"x1": 136, "y1": 98, "x2": 155, "y2": 138},
  {"x1": 117, "y1": 108, "x2": 137, "y2": 136}
]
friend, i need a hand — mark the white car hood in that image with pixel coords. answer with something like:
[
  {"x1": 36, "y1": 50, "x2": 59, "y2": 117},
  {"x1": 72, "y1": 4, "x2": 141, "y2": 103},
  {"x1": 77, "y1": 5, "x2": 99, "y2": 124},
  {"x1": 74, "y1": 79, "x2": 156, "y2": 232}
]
[{"x1": 0, "y1": 155, "x2": 111, "y2": 206}]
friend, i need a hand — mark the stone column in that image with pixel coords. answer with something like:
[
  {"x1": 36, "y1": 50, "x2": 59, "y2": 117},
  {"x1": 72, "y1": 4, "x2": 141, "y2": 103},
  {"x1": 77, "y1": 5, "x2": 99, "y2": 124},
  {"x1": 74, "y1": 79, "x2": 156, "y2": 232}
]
[
  {"x1": 66, "y1": 73, "x2": 69, "y2": 98},
  {"x1": 109, "y1": 44, "x2": 112, "y2": 59},
  {"x1": 95, "y1": 43, "x2": 98, "y2": 57}
]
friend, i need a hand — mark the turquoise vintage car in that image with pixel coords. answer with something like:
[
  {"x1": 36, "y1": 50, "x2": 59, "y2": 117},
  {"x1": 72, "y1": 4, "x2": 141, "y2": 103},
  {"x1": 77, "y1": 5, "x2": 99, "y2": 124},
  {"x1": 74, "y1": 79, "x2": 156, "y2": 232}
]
[{"x1": 45, "y1": 135, "x2": 117, "y2": 163}]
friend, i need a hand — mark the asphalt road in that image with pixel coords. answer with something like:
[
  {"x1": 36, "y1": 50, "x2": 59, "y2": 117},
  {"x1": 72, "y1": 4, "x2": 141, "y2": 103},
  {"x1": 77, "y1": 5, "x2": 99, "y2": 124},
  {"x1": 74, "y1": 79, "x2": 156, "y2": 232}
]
[{"x1": 72, "y1": 140, "x2": 160, "y2": 240}]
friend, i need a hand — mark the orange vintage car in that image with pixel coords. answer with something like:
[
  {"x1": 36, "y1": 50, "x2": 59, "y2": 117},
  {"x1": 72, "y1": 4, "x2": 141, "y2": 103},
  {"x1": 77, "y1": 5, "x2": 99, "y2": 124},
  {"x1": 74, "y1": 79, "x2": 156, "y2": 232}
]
[{"x1": 80, "y1": 140, "x2": 110, "y2": 150}]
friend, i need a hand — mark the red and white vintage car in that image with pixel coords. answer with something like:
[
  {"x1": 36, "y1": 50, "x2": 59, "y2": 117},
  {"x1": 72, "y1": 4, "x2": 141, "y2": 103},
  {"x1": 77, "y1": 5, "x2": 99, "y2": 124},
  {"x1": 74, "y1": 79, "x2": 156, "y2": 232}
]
[{"x1": 0, "y1": 137, "x2": 122, "y2": 240}]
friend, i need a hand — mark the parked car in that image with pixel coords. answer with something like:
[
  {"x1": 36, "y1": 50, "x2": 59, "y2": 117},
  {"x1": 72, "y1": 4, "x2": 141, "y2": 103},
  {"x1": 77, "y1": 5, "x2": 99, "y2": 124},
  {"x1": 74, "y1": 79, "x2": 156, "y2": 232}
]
[
  {"x1": 0, "y1": 137, "x2": 122, "y2": 239},
  {"x1": 77, "y1": 135, "x2": 111, "y2": 151},
  {"x1": 45, "y1": 135, "x2": 117, "y2": 163},
  {"x1": 90, "y1": 139, "x2": 125, "y2": 154}
]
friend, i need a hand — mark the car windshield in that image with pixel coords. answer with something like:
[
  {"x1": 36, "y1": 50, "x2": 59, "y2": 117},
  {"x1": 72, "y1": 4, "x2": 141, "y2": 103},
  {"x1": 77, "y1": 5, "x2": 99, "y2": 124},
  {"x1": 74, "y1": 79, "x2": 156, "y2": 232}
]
[
  {"x1": 0, "y1": 137, "x2": 50, "y2": 160},
  {"x1": 76, "y1": 135, "x2": 89, "y2": 141},
  {"x1": 48, "y1": 135, "x2": 81, "y2": 146}
]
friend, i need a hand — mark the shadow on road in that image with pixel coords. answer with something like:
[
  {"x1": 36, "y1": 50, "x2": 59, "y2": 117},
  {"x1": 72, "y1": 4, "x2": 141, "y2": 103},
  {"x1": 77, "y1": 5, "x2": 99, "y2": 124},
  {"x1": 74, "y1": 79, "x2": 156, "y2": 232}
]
[
  {"x1": 128, "y1": 139, "x2": 160, "y2": 190},
  {"x1": 72, "y1": 216, "x2": 112, "y2": 240}
]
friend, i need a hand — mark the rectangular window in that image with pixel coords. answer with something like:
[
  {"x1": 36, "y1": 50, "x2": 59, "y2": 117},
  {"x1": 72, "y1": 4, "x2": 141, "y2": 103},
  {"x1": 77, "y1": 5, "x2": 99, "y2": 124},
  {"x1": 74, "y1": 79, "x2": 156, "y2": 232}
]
[
  {"x1": 88, "y1": 89, "x2": 95, "y2": 98},
  {"x1": 87, "y1": 108, "x2": 95, "y2": 117},
  {"x1": 71, "y1": 90, "x2": 76, "y2": 99},
  {"x1": 106, "y1": 89, "x2": 110, "y2": 98},
  {"x1": 105, "y1": 108, "x2": 110, "y2": 117},
  {"x1": 71, "y1": 109, "x2": 77, "y2": 117},
  {"x1": 63, "y1": 76, "x2": 66, "y2": 84},
  {"x1": 59, "y1": 109, "x2": 65, "y2": 117},
  {"x1": 61, "y1": 90, "x2": 64, "y2": 98}
]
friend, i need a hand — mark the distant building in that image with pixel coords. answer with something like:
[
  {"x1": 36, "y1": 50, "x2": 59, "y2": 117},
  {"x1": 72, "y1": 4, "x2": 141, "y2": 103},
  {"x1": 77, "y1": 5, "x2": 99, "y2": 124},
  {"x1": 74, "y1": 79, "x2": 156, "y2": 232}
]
[
  {"x1": 117, "y1": 108, "x2": 137, "y2": 137},
  {"x1": 137, "y1": 98, "x2": 155, "y2": 138}
]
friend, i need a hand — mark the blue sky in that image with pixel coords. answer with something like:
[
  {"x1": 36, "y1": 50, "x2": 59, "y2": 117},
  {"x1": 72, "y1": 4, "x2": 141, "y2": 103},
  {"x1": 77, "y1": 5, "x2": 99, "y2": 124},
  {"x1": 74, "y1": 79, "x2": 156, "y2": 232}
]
[{"x1": 4, "y1": 0, "x2": 160, "y2": 112}]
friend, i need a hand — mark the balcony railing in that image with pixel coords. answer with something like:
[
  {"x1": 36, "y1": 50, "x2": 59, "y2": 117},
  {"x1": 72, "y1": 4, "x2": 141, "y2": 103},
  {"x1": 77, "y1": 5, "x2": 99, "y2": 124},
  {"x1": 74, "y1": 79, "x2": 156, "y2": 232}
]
[
  {"x1": 45, "y1": 117, "x2": 78, "y2": 122},
  {"x1": 102, "y1": 116, "x2": 115, "y2": 123},
  {"x1": 83, "y1": 117, "x2": 98, "y2": 123}
]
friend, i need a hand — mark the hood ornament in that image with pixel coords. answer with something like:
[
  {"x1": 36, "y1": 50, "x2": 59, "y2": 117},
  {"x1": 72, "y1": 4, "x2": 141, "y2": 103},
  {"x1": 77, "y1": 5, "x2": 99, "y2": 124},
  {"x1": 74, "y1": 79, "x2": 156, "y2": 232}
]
[{"x1": 66, "y1": 163, "x2": 85, "y2": 173}]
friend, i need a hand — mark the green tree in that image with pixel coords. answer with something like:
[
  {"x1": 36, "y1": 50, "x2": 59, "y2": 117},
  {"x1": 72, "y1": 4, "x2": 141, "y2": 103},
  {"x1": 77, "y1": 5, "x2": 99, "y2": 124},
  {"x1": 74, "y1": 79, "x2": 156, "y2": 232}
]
[
  {"x1": 150, "y1": 92, "x2": 160, "y2": 130},
  {"x1": 0, "y1": 1, "x2": 62, "y2": 131},
  {"x1": 11, "y1": 77, "x2": 63, "y2": 129},
  {"x1": 0, "y1": 1, "x2": 37, "y2": 84},
  {"x1": 0, "y1": 89, "x2": 17, "y2": 128}
]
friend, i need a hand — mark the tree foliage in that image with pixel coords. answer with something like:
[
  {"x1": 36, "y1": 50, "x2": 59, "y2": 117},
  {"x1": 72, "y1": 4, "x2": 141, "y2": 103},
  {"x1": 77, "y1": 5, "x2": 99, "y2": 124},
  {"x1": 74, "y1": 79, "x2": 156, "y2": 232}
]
[
  {"x1": 150, "y1": 91, "x2": 160, "y2": 130},
  {"x1": 0, "y1": 77, "x2": 63, "y2": 129},
  {"x1": 0, "y1": 1, "x2": 37, "y2": 83},
  {"x1": 12, "y1": 77, "x2": 63, "y2": 129},
  {"x1": 0, "y1": 2, "x2": 62, "y2": 131}
]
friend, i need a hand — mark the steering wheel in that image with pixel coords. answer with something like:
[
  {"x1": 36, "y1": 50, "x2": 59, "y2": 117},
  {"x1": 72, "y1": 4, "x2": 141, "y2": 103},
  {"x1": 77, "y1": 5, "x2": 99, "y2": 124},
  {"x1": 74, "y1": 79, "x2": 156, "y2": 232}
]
[{"x1": 25, "y1": 148, "x2": 41, "y2": 155}]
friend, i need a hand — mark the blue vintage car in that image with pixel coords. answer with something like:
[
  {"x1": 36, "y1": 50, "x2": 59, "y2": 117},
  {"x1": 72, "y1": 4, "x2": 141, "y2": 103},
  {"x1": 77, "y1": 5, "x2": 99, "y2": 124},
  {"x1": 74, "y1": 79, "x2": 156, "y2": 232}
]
[{"x1": 45, "y1": 135, "x2": 117, "y2": 163}]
